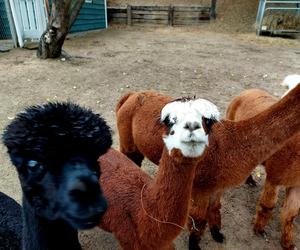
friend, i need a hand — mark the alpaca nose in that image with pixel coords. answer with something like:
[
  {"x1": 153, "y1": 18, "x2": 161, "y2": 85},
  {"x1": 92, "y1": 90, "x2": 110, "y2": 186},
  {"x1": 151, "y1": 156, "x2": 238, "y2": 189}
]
[
  {"x1": 69, "y1": 176, "x2": 100, "y2": 200},
  {"x1": 184, "y1": 121, "x2": 201, "y2": 132},
  {"x1": 70, "y1": 181, "x2": 87, "y2": 193}
]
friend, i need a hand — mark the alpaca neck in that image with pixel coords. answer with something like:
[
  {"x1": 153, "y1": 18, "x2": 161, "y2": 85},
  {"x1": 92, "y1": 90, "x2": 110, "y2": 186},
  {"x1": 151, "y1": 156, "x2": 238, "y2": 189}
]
[
  {"x1": 22, "y1": 198, "x2": 81, "y2": 250},
  {"x1": 228, "y1": 84, "x2": 300, "y2": 167},
  {"x1": 142, "y1": 147, "x2": 198, "y2": 243},
  {"x1": 195, "y1": 84, "x2": 300, "y2": 190}
]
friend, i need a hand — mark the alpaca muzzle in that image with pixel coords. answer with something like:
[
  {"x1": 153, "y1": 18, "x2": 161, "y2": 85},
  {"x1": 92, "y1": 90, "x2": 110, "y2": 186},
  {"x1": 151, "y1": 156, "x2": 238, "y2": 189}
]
[{"x1": 60, "y1": 158, "x2": 108, "y2": 229}]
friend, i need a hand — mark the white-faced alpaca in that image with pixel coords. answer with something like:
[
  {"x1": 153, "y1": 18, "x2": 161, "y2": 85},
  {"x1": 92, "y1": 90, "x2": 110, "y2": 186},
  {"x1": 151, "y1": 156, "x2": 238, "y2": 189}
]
[
  {"x1": 226, "y1": 84, "x2": 300, "y2": 250},
  {"x1": 2, "y1": 102, "x2": 112, "y2": 250},
  {"x1": 115, "y1": 83, "x2": 300, "y2": 250},
  {"x1": 281, "y1": 74, "x2": 300, "y2": 96},
  {"x1": 0, "y1": 192, "x2": 22, "y2": 250},
  {"x1": 98, "y1": 98, "x2": 220, "y2": 250}
]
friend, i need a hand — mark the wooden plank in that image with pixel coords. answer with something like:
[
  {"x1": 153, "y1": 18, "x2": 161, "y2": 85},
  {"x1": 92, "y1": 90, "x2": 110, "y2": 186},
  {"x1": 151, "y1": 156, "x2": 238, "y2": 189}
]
[
  {"x1": 132, "y1": 10, "x2": 168, "y2": 15},
  {"x1": 19, "y1": 0, "x2": 29, "y2": 30},
  {"x1": 127, "y1": 5, "x2": 132, "y2": 25},
  {"x1": 132, "y1": 13, "x2": 168, "y2": 20},
  {"x1": 109, "y1": 18, "x2": 127, "y2": 24},
  {"x1": 174, "y1": 21, "x2": 209, "y2": 26},
  {"x1": 109, "y1": 13, "x2": 127, "y2": 18},
  {"x1": 26, "y1": 0, "x2": 36, "y2": 30},
  {"x1": 131, "y1": 6, "x2": 169, "y2": 11},
  {"x1": 108, "y1": 7, "x2": 127, "y2": 13},
  {"x1": 132, "y1": 18, "x2": 168, "y2": 24},
  {"x1": 174, "y1": 12, "x2": 210, "y2": 18},
  {"x1": 134, "y1": 23, "x2": 166, "y2": 27},
  {"x1": 210, "y1": 0, "x2": 216, "y2": 19},
  {"x1": 174, "y1": 6, "x2": 210, "y2": 12},
  {"x1": 168, "y1": 5, "x2": 174, "y2": 25},
  {"x1": 174, "y1": 18, "x2": 210, "y2": 23},
  {"x1": 174, "y1": 16, "x2": 210, "y2": 22},
  {"x1": 174, "y1": 16, "x2": 210, "y2": 20},
  {"x1": 108, "y1": 16, "x2": 127, "y2": 20}
]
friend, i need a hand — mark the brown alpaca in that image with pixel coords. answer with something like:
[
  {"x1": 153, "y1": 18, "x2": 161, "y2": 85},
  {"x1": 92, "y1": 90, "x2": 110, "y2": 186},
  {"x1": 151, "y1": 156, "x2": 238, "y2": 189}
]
[
  {"x1": 115, "y1": 84, "x2": 300, "y2": 250},
  {"x1": 226, "y1": 88, "x2": 300, "y2": 250},
  {"x1": 98, "y1": 98, "x2": 220, "y2": 250}
]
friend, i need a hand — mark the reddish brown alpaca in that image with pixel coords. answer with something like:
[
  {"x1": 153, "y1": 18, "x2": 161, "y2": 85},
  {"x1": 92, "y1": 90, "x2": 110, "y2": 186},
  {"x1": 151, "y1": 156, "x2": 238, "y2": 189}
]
[
  {"x1": 226, "y1": 88, "x2": 300, "y2": 250},
  {"x1": 116, "y1": 84, "x2": 300, "y2": 250},
  {"x1": 98, "y1": 98, "x2": 219, "y2": 250}
]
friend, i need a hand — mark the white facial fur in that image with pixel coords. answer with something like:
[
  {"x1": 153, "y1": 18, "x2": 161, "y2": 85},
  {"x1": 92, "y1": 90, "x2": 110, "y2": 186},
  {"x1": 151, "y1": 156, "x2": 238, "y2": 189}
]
[
  {"x1": 161, "y1": 98, "x2": 220, "y2": 158},
  {"x1": 281, "y1": 74, "x2": 300, "y2": 97}
]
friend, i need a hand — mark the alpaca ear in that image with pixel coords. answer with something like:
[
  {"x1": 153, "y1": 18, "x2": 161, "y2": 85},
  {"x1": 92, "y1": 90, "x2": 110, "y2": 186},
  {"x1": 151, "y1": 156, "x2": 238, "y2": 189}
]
[{"x1": 202, "y1": 117, "x2": 217, "y2": 134}]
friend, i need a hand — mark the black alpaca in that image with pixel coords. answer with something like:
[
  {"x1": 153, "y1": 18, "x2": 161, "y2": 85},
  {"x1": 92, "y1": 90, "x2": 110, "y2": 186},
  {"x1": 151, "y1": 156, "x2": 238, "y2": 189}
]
[
  {"x1": 2, "y1": 102, "x2": 112, "y2": 250},
  {"x1": 0, "y1": 192, "x2": 22, "y2": 250}
]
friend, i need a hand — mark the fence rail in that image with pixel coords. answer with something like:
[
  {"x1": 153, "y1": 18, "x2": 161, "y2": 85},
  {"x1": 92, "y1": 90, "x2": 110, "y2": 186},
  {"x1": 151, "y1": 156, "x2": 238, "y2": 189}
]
[{"x1": 108, "y1": 4, "x2": 216, "y2": 26}]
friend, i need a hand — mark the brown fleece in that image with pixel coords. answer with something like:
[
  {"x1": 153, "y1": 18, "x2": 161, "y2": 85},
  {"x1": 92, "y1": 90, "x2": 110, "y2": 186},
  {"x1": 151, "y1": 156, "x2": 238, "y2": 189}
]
[
  {"x1": 226, "y1": 88, "x2": 300, "y2": 250},
  {"x1": 115, "y1": 84, "x2": 300, "y2": 248},
  {"x1": 98, "y1": 146, "x2": 200, "y2": 250},
  {"x1": 116, "y1": 92, "x2": 171, "y2": 166}
]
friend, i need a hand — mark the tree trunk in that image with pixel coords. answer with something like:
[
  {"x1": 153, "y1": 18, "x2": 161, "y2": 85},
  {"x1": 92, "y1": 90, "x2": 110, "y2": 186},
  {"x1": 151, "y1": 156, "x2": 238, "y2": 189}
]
[
  {"x1": 36, "y1": 25, "x2": 67, "y2": 59},
  {"x1": 37, "y1": 0, "x2": 85, "y2": 59}
]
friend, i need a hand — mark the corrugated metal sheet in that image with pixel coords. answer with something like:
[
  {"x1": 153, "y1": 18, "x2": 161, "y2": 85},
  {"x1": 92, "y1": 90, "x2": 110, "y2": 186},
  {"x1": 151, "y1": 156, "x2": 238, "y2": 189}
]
[
  {"x1": 0, "y1": 0, "x2": 12, "y2": 39},
  {"x1": 71, "y1": 0, "x2": 107, "y2": 33}
]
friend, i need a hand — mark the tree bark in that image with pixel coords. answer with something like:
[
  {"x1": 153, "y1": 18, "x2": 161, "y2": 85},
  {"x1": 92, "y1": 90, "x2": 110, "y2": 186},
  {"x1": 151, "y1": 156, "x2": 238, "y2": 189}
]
[
  {"x1": 37, "y1": 25, "x2": 66, "y2": 59},
  {"x1": 37, "y1": 0, "x2": 85, "y2": 59}
]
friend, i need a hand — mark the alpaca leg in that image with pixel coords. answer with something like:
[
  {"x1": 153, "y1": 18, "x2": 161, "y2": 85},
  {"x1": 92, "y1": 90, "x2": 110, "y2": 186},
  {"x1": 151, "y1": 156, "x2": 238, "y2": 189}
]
[
  {"x1": 253, "y1": 179, "x2": 279, "y2": 234},
  {"x1": 119, "y1": 137, "x2": 144, "y2": 166},
  {"x1": 280, "y1": 186, "x2": 300, "y2": 250},
  {"x1": 124, "y1": 150, "x2": 144, "y2": 167},
  {"x1": 188, "y1": 192, "x2": 210, "y2": 250},
  {"x1": 208, "y1": 191, "x2": 225, "y2": 243},
  {"x1": 118, "y1": 117, "x2": 144, "y2": 167},
  {"x1": 188, "y1": 220, "x2": 207, "y2": 250}
]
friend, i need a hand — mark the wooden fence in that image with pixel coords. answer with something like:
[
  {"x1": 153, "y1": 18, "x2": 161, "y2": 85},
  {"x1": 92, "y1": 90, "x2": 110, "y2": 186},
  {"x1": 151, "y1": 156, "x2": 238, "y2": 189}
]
[{"x1": 108, "y1": 3, "x2": 216, "y2": 26}]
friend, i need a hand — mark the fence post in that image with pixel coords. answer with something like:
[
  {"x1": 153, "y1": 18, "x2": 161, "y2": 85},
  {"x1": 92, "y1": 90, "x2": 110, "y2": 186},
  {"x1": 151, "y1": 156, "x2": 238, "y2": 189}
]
[
  {"x1": 168, "y1": 5, "x2": 174, "y2": 26},
  {"x1": 210, "y1": 0, "x2": 216, "y2": 19},
  {"x1": 127, "y1": 5, "x2": 132, "y2": 26}
]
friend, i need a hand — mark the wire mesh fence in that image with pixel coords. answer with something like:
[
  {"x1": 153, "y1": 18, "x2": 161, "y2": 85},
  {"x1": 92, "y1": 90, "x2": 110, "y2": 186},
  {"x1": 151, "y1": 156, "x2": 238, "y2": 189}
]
[{"x1": 0, "y1": 0, "x2": 12, "y2": 40}]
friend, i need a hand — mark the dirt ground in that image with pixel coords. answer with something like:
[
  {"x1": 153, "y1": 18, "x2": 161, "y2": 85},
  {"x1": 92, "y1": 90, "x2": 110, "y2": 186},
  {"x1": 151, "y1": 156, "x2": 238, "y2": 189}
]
[{"x1": 0, "y1": 23, "x2": 300, "y2": 250}]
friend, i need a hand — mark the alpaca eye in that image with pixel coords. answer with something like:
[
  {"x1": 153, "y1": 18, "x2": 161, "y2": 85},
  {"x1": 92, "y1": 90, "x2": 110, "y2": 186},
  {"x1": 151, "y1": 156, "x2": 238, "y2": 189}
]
[
  {"x1": 162, "y1": 115, "x2": 171, "y2": 127},
  {"x1": 202, "y1": 117, "x2": 217, "y2": 134},
  {"x1": 27, "y1": 160, "x2": 42, "y2": 171}
]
